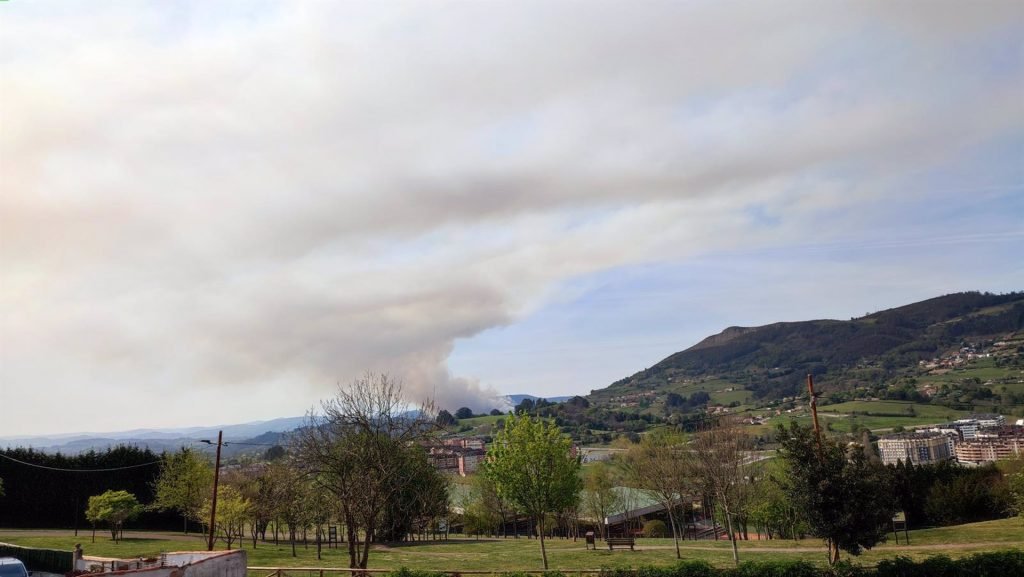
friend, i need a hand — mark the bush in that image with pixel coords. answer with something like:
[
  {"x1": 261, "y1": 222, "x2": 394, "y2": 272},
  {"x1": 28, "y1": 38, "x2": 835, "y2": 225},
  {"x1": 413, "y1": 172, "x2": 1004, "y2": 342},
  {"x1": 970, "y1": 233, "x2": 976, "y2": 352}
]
[
  {"x1": 389, "y1": 568, "x2": 436, "y2": 577},
  {"x1": 726, "y1": 561, "x2": 819, "y2": 577},
  {"x1": 958, "y1": 550, "x2": 1024, "y2": 577},
  {"x1": 643, "y1": 520, "x2": 669, "y2": 538},
  {"x1": 666, "y1": 561, "x2": 716, "y2": 577}
]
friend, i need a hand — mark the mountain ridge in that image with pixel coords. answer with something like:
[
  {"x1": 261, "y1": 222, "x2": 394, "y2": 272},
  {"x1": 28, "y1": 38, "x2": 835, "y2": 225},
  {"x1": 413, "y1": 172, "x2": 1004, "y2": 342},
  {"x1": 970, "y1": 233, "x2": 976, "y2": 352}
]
[{"x1": 597, "y1": 291, "x2": 1024, "y2": 404}]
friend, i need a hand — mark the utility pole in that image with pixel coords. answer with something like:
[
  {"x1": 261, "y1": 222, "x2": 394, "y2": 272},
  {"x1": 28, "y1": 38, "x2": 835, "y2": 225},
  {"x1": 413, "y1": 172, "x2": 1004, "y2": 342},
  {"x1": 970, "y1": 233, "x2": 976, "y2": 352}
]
[
  {"x1": 202, "y1": 431, "x2": 224, "y2": 551},
  {"x1": 807, "y1": 374, "x2": 824, "y2": 455}
]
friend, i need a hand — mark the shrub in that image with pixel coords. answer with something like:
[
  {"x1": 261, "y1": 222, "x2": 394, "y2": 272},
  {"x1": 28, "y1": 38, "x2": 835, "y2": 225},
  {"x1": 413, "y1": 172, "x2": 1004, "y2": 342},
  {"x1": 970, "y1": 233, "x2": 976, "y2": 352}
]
[
  {"x1": 643, "y1": 520, "x2": 669, "y2": 538},
  {"x1": 666, "y1": 560, "x2": 716, "y2": 577},
  {"x1": 728, "y1": 560, "x2": 819, "y2": 577},
  {"x1": 599, "y1": 567, "x2": 636, "y2": 577},
  {"x1": 956, "y1": 550, "x2": 1024, "y2": 577},
  {"x1": 389, "y1": 568, "x2": 436, "y2": 577}
]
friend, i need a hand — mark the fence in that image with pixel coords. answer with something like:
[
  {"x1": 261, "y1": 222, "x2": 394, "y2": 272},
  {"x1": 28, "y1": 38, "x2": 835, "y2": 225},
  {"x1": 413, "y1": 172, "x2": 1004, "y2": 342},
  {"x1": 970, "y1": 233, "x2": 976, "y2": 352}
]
[
  {"x1": 248, "y1": 570, "x2": 605, "y2": 577},
  {"x1": 0, "y1": 542, "x2": 74, "y2": 574}
]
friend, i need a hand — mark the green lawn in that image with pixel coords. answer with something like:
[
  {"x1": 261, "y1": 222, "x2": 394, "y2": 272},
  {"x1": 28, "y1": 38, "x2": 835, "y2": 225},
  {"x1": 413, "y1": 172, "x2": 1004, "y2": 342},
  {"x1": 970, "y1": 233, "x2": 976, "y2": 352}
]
[
  {"x1": 3, "y1": 517, "x2": 1022, "y2": 573},
  {"x1": 816, "y1": 401, "x2": 965, "y2": 420}
]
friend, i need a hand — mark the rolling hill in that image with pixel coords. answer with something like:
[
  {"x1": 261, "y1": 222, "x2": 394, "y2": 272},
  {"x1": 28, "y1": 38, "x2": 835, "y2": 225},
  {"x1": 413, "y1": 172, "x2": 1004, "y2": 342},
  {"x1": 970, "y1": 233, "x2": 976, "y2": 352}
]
[{"x1": 593, "y1": 291, "x2": 1024, "y2": 407}]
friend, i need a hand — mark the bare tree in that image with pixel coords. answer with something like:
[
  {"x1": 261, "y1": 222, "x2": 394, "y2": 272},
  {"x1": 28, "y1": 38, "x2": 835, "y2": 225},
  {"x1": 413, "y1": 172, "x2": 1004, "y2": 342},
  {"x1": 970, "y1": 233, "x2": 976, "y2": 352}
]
[
  {"x1": 295, "y1": 372, "x2": 438, "y2": 568},
  {"x1": 620, "y1": 431, "x2": 693, "y2": 559},
  {"x1": 690, "y1": 417, "x2": 750, "y2": 566}
]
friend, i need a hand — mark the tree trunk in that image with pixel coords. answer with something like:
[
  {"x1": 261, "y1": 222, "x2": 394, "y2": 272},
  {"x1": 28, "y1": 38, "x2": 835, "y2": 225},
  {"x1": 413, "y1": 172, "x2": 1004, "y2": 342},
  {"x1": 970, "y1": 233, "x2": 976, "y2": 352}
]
[
  {"x1": 360, "y1": 527, "x2": 373, "y2": 569},
  {"x1": 666, "y1": 505, "x2": 681, "y2": 559},
  {"x1": 538, "y1": 517, "x2": 549, "y2": 569},
  {"x1": 828, "y1": 539, "x2": 840, "y2": 565},
  {"x1": 346, "y1": 516, "x2": 358, "y2": 568},
  {"x1": 723, "y1": 507, "x2": 739, "y2": 566}
]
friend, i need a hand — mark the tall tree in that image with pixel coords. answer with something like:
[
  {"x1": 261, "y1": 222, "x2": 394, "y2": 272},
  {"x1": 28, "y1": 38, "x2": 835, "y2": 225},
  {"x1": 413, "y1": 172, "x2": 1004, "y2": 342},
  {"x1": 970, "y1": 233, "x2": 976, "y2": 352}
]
[
  {"x1": 581, "y1": 462, "x2": 622, "y2": 540},
  {"x1": 296, "y1": 372, "x2": 438, "y2": 568},
  {"x1": 776, "y1": 422, "x2": 896, "y2": 565},
  {"x1": 202, "y1": 485, "x2": 250, "y2": 550},
  {"x1": 691, "y1": 418, "x2": 750, "y2": 565},
  {"x1": 85, "y1": 490, "x2": 143, "y2": 542},
  {"x1": 482, "y1": 414, "x2": 582, "y2": 569},
  {"x1": 620, "y1": 432, "x2": 690, "y2": 558},
  {"x1": 151, "y1": 448, "x2": 213, "y2": 534}
]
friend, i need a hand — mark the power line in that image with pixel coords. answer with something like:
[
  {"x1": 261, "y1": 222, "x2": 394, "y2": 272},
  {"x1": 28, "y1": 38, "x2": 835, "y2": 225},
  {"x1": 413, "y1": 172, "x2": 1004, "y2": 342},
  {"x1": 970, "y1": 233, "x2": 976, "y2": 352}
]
[{"x1": 0, "y1": 452, "x2": 163, "y2": 473}]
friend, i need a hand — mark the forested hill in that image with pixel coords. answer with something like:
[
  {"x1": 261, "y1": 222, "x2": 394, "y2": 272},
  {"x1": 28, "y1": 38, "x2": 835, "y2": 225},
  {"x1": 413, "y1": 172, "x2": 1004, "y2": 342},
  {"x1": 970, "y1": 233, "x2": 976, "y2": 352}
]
[{"x1": 600, "y1": 291, "x2": 1024, "y2": 402}]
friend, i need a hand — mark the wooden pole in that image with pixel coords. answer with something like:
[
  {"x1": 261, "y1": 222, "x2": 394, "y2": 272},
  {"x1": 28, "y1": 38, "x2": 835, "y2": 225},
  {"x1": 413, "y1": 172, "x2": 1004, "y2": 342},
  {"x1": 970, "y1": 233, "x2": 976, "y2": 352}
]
[
  {"x1": 207, "y1": 430, "x2": 223, "y2": 551},
  {"x1": 807, "y1": 374, "x2": 824, "y2": 455}
]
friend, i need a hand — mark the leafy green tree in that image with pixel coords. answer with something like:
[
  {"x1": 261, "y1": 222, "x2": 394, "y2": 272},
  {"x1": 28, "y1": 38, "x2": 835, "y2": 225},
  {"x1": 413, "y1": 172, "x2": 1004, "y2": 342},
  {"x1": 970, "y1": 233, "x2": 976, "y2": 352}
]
[
  {"x1": 436, "y1": 409, "x2": 457, "y2": 427},
  {"x1": 455, "y1": 407, "x2": 475, "y2": 419},
  {"x1": 1010, "y1": 469, "x2": 1024, "y2": 520},
  {"x1": 151, "y1": 448, "x2": 213, "y2": 534},
  {"x1": 483, "y1": 414, "x2": 582, "y2": 569},
  {"x1": 776, "y1": 422, "x2": 896, "y2": 565},
  {"x1": 378, "y1": 444, "x2": 450, "y2": 542},
  {"x1": 581, "y1": 462, "x2": 621, "y2": 540},
  {"x1": 202, "y1": 484, "x2": 250, "y2": 550},
  {"x1": 747, "y1": 459, "x2": 807, "y2": 541},
  {"x1": 85, "y1": 490, "x2": 143, "y2": 542}
]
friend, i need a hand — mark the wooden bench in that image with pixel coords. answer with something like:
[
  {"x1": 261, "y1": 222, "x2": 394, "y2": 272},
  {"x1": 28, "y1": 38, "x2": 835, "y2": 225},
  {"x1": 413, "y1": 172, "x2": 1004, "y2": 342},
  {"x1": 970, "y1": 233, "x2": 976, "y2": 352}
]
[{"x1": 606, "y1": 537, "x2": 635, "y2": 551}]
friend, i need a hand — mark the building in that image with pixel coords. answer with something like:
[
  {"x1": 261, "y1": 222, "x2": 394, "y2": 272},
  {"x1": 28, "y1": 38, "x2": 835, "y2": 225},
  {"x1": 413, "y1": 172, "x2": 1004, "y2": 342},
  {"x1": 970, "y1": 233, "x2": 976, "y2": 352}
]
[
  {"x1": 429, "y1": 437, "x2": 487, "y2": 476},
  {"x1": 878, "y1": 431, "x2": 956, "y2": 466},
  {"x1": 955, "y1": 414, "x2": 1006, "y2": 439},
  {"x1": 964, "y1": 413, "x2": 1006, "y2": 428},
  {"x1": 955, "y1": 426, "x2": 1024, "y2": 464}
]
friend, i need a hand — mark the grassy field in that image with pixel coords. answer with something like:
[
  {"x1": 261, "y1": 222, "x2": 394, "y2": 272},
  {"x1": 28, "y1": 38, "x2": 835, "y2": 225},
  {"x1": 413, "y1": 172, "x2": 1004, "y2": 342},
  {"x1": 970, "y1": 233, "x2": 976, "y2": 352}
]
[{"x1": 2, "y1": 517, "x2": 1022, "y2": 573}]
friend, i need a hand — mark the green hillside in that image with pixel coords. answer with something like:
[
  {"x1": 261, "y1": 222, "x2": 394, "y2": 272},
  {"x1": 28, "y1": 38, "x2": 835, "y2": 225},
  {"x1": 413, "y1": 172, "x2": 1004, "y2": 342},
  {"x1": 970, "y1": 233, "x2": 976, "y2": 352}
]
[{"x1": 597, "y1": 291, "x2": 1024, "y2": 410}]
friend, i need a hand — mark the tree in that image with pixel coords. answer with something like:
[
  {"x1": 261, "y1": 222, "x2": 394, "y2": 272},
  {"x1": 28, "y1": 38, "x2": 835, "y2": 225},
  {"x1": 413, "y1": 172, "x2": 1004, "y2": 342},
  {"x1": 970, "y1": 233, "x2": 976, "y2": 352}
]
[
  {"x1": 296, "y1": 372, "x2": 439, "y2": 568},
  {"x1": 455, "y1": 407, "x2": 475, "y2": 419},
  {"x1": 463, "y1": 474, "x2": 507, "y2": 537},
  {"x1": 581, "y1": 462, "x2": 621, "y2": 540},
  {"x1": 378, "y1": 445, "x2": 450, "y2": 542},
  {"x1": 436, "y1": 409, "x2": 457, "y2": 427},
  {"x1": 202, "y1": 485, "x2": 250, "y2": 550},
  {"x1": 489, "y1": 409, "x2": 503, "y2": 416},
  {"x1": 265, "y1": 461, "x2": 309, "y2": 557},
  {"x1": 747, "y1": 459, "x2": 806, "y2": 541},
  {"x1": 151, "y1": 447, "x2": 213, "y2": 534},
  {"x1": 620, "y1": 431, "x2": 690, "y2": 559},
  {"x1": 1011, "y1": 468, "x2": 1024, "y2": 520},
  {"x1": 776, "y1": 422, "x2": 896, "y2": 565},
  {"x1": 483, "y1": 414, "x2": 582, "y2": 569},
  {"x1": 691, "y1": 418, "x2": 750, "y2": 565},
  {"x1": 264, "y1": 445, "x2": 286, "y2": 461},
  {"x1": 85, "y1": 490, "x2": 143, "y2": 542}
]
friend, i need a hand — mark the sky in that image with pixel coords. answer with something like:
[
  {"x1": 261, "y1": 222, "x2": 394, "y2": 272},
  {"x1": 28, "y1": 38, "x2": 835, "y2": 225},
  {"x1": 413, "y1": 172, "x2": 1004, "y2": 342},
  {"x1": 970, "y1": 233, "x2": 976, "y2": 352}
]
[{"x1": 1, "y1": 1, "x2": 1022, "y2": 437}]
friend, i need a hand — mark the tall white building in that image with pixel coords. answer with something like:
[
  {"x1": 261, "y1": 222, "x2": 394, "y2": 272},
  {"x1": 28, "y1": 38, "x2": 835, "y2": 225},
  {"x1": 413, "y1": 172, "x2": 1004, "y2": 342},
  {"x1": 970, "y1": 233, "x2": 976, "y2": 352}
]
[{"x1": 878, "y1": 432, "x2": 956, "y2": 466}]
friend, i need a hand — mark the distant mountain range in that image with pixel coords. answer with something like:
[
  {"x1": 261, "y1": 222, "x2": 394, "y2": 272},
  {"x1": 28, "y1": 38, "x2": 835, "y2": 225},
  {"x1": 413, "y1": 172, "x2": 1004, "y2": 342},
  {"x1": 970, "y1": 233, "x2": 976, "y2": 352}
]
[
  {"x1": 2, "y1": 395, "x2": 571, "y2": 454},
  {"x1": 595, "y1": 291, "x2": 1024, "y2": 403},
  {"x1": 0, "y1": 416, "x2": 307, "y2": 454}
]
